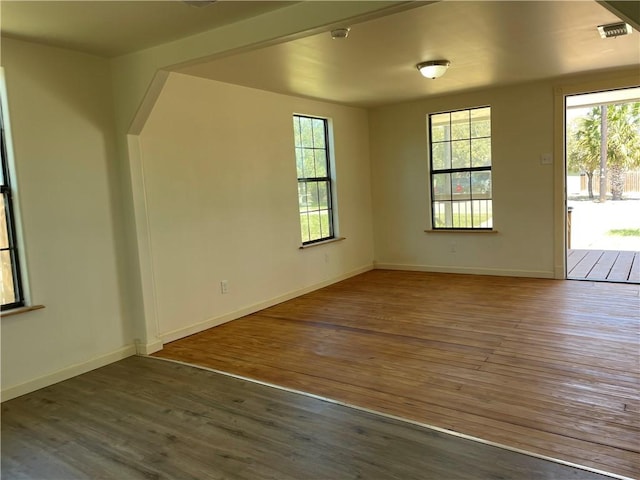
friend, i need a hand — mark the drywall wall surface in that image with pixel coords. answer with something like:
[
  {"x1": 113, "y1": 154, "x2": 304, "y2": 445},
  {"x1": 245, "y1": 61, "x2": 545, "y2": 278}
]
[
  {"x1": 369, "y1": 81, "x2": 556, "y2": 277},
  {"x1": 108, "y1": 1, "x2": 415, "y2": 345},
  {"x1": 138, "y1": 73, "x2": 374, "y2": 338},
  {"x1": 0, "y1": 38, "x2": 131, "y2": 392}
]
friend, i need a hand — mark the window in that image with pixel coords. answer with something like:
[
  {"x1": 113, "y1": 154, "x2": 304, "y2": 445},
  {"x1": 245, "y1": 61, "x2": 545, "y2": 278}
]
[
  {"x1": 429, "y1": 106, "x2": 493, "y2": 229},
  {"x1": 1, "y1": 102, "x2": 24, "y2": 310},
  {"x1": 293, "y1": 115, "x2": 335, "y2": 244}
]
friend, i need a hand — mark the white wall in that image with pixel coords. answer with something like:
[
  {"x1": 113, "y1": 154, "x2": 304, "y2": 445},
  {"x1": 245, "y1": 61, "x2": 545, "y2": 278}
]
[
  {"x1": 369, "y1": 81, "x2": 556, "y2": 277},
  {"x1": 0, "y1": 38, "x2": 133, "y2": 399},
  {"x1": 138, "y1": 74, "x2": 374, "y2": 340},
  {"x1": 109, "y1": 1, "x2": 413, "y2": 350}
]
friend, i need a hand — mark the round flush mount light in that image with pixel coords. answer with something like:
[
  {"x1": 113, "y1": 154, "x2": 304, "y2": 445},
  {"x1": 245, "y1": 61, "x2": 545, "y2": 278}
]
[
  {"x1": 331, "y1": 27, "x2": 351, "y2": 39},
  {"x1": 416, "y1": 60, "x2": 450, "y2": 79}
]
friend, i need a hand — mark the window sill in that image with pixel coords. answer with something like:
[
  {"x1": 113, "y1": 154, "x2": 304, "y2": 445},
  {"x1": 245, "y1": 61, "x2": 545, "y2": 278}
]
[
  {"x1": 299, "y1": 237, "x2": 346, "y2": 249},
  {"x1": 1, "y1": 304, "x2": 45, "y2": 317},
  {"x1": 425, "y1": 229, "x2": 498, "y2": 234}
]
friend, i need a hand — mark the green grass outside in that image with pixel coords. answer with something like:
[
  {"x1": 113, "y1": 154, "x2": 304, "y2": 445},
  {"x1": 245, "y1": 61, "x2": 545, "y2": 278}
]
[
  {"x1": 435, "y1": 213, "x2": 492, "y2": 228},
  {"x1": 300, "y1": 210, "x2": 331, "y2": 243},
  {"x1": 607, "y1": 228, "x2": 640, "y2": 237},
  {"x1": 300, "y1": 209, "x2": 493, "y2": 239}
]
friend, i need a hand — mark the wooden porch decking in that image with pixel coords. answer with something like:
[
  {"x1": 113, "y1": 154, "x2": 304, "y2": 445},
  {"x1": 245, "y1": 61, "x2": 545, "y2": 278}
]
[{"x1": 568, "y1": 249, "x2": 640, "y2": 283}]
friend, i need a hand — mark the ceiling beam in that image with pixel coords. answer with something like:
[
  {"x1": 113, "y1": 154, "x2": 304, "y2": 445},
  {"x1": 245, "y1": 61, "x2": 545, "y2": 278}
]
[{"x1": 598, "y1": 1, "x2": 640, "y2": 30}]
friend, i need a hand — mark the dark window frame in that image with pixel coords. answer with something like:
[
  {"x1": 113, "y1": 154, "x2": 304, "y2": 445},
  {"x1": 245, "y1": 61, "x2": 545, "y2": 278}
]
[
  {"x1": 1, "y1": 103, "x2": 24, "y2": 311},
  {"x1": 428, "y1": 106, "x2": 493, "y2": 230},
  {"x1": 293, "y1": 114, "x2": 336, "y2": 245}
]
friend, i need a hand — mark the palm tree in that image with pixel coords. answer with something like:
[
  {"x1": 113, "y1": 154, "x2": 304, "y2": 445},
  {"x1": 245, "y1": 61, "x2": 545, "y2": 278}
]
[
  {"x1": 567, "y1": 114, "x2": 600, "y2": 199},
  {"x1": 568, "y1": 102, "x2": 640, "y2": 201},
  {"x1": 607, "y1": 103, "x2": 640, "y2": 200}
]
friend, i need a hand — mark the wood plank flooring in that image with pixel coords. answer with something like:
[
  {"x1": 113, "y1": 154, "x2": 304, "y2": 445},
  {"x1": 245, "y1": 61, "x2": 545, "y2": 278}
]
[
  {"x1": 2, "y1": 356, "x2": 615, "y2": 480},
  {"x1": 568, "y1": 249, "x2": 640, "y2": 283},
  {"x1": 154, "y1": 270, "x2": 640, "y2": 479}
]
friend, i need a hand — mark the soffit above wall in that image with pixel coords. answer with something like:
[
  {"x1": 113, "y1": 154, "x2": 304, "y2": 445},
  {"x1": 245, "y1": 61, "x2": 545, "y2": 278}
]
[{"x1": 0, "y1": 0, "x2": 295, "y2": 58}]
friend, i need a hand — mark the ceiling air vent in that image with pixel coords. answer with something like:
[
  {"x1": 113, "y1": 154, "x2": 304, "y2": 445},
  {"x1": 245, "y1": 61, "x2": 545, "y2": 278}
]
[{"x1": 597, "y1": 22, "x2": 633, "y2": 38}]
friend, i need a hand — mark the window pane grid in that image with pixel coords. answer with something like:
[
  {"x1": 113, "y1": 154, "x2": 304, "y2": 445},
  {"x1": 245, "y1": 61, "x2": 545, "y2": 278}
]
[
  {"x1": 293, "y1": 115, "x2": 335, "y2": 244},
  {"x1": 429, "y1": 106, "x2": 493, "y2": 230},
  {"x1": 1, "y1": 106, "x2": 24, "y2": 310}
]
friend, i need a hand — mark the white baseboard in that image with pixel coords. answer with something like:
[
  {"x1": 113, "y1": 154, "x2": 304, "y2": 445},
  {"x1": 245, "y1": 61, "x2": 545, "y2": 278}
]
[
  {"x1": 0, "y1": 263, "x2": 553, "y2": 402},
  {"x1": 374, "y1": 262, "x2": 555, "y2": 279},
  {"x1": 1, "y1": 344, "x2": 137, "y2": 402},
  {"x1": 160, "y1": 264, "x2": 374, "y2": 344},
  {"x1": 135, "y1": 337, "x2": 163, "y2": 355}
]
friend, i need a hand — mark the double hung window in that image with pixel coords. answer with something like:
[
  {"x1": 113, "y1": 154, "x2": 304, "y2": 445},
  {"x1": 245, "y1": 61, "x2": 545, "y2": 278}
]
[
  {"x1": 1, "y1": 102, "x2": 24, "y2": 310},
  {"x1": 429, "y1": 106, "x2": 493, "y2": 229},
  {"x1": 293, "y1": 115, "x2": 335, "y2": 245}
]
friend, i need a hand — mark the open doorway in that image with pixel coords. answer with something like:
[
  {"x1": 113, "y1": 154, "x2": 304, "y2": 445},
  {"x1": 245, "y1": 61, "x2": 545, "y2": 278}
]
[{"x1": 565, "y1": 87, "x2": 640, "y2": 283}]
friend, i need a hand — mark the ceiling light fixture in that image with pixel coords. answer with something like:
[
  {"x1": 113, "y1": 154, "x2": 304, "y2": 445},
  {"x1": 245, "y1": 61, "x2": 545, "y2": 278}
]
[
  {"x1": 597, "y1": 22, "x2": 632, "y2": 38},
  {"x1": 416, "y1": 60, "x2": 450, "y2": 79},
  {"x1": 331, "y1": 27, "x2": 351, "y2": 40}
]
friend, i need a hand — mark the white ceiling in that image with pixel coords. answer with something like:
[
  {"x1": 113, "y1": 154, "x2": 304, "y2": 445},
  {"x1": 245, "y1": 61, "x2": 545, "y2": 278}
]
[
  {"x1": 177, "y1": 1, "x2": 640, "y2": 106},
  {"x1": 1, "y1": 1, "x2": 638, "y2": 107},
  {"x1": 0, "y1": 0, "x2": 294, "y2": 57}
]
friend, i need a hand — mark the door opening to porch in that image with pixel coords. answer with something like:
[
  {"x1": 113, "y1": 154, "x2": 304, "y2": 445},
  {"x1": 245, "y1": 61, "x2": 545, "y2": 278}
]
[{"x1": 565, "y1": 87, "x2": 640, "y2": 284}]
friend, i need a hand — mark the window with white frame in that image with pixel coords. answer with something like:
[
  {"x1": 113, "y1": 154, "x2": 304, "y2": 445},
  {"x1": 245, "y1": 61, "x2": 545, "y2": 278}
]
[
  {"x1": 429, "y1": 106, "x2": 493, "y2": 229},
  {"x1": 1, "y1": 101, "x2": 24, "y2": 310},
  {"x1": 293, "y1": 115, "x2": 336, "y2": 245}
]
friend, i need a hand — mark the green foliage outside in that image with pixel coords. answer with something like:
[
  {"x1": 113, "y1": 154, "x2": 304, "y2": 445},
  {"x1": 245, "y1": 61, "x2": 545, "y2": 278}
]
[
  {"x1": 300, "y1": 210, "x2": 331, "y2": 243},
  {"x1": 294, "y1": 115, "x2": 334, "y2": 243},
  {"x1": 567, "y1": 102, "x2": 640, "y2": 200},
  {"x1": 607, "y1": 228, "x2": 640, "y2": 237},
  {"x1": 0, "y1": 196, "x2": 16, "y2": 305},
  {"x1": 294, "y1": 116, "x2": 327, "y2": 179},
  {"x1": 434, "y1": 212, "x2": 492, "y2": 229},
  {"x1": 431, "y1": 107, "x2": 491, "y2": 171}
]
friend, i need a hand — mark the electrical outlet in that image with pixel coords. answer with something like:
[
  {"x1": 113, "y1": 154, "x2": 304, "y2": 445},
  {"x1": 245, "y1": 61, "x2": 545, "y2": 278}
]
[
  {"x1": 220, "y1": 280, "x2": 229, "y2": 294},
  {"x1": 450, "y1": 242, "x2": 457, "y2": 253}
]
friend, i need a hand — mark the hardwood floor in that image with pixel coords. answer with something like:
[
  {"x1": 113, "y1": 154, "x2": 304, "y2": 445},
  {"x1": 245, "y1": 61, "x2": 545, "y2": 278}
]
[
  {"x1": 568, "y1": 249, "x2": 640, "y2": 283},
  {"x1": 154, "y1": 270, "x2": 640, "y2": 480},
  {"x1": 2, "y1": 356, "x2": 615, "y2": 480}
]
